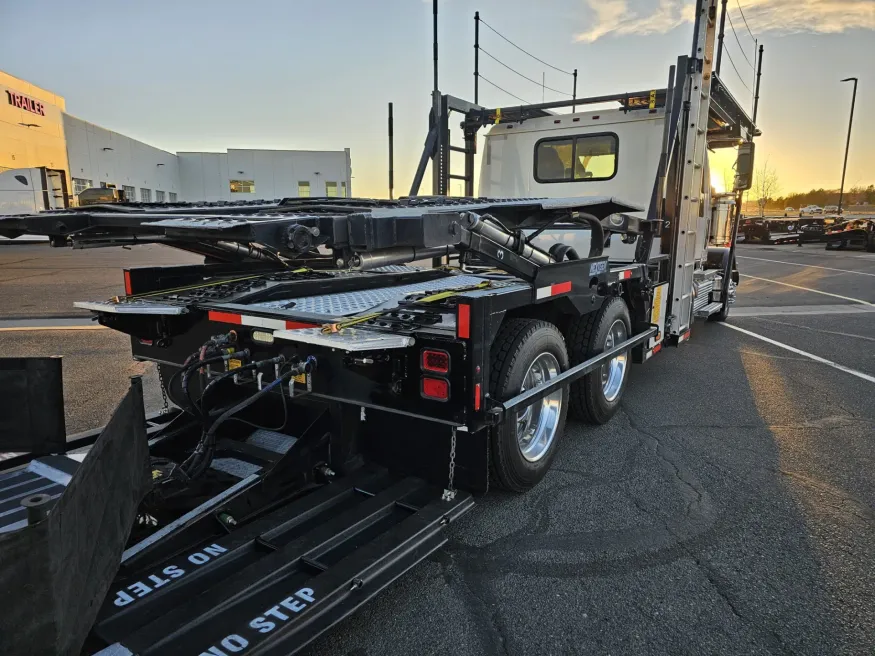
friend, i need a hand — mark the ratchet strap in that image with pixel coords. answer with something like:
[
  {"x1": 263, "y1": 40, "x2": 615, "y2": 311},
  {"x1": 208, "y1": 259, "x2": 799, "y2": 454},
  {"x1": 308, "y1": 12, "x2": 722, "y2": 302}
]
[{"x1": 321, "y1": 280, "x2": 493, "y2": 333}]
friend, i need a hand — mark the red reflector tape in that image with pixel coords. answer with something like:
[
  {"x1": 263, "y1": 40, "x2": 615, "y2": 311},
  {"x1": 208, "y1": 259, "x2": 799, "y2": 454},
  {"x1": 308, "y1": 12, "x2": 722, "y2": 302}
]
[
  {"x1": 652, "y1": 343, "x2": 662, "y2": 354},
  {"x1": 208, "y1": 311, "x2": 242, "y2": 325},
  {"x1": 474, "y1": 383, "x2": 481, "y2": 410},
  {"x1": 618, "y1": 270, "x2": 632, "y2": 280},
  {"x1": 536, "y1": 281, "x2": 572, "y2": 300},
  {"x1": 123, "y1": 271, "x2": 132, "y2": 295},
  {"x1": 285, "y1": 321, "x2": 319, "y2": 330},
  {"x1": 457, "y1": 304, "x2": 470, "y2": 339}
]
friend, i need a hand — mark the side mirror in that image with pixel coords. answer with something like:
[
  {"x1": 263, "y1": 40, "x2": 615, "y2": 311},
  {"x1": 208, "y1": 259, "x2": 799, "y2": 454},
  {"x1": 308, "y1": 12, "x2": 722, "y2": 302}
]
[{"x1": 734, "y1": 142, "x2": 755, "y2": 191}]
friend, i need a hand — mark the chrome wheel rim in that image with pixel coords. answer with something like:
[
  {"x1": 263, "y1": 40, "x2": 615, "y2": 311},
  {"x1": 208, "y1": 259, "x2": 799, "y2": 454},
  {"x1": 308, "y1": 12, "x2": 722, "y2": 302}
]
[
  {"x1": 600, "y1": 319, "x2": 628, "y2": 402},
  {"x1": 516, "y1": 352, "x2": 563, "y2": 462}
]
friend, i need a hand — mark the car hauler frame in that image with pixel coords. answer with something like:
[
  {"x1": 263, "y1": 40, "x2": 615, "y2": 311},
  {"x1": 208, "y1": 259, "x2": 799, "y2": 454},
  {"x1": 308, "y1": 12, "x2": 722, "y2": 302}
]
[{"x1": 0, "y1": 1, "x2": 758, "y2": 653}]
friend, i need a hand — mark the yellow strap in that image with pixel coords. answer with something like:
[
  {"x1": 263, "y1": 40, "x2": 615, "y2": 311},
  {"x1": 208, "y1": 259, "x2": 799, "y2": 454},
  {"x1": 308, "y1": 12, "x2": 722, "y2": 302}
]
[
  {"x1": 321, "y1": 281, "x2": 493, "y2": 333},
  {"x1": 649, "y1": 90, "x2": 657, "y2": 110},
  {"x1": 494, "y1": 108, "x2": 502, "y2": 124},
  {"x1": 119, "y1": 267, "x2": 312, "y2": 301}
]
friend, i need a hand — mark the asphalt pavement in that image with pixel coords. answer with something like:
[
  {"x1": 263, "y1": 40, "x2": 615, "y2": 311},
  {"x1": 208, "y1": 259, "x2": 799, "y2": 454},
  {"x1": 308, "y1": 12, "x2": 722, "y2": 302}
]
[{"x1": 0, "y1": 241, "x2": 873, "y2": 654}]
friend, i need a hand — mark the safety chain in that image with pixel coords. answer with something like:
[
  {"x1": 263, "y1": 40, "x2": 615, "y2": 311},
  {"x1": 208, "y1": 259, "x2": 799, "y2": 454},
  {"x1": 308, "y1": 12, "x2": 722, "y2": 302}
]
[
  {"x1": 156, "y1": 365, "x2": 170, "y2": 415},
  {"x1": 441, "y1": 426, "x2": 457, "y2": 502}
]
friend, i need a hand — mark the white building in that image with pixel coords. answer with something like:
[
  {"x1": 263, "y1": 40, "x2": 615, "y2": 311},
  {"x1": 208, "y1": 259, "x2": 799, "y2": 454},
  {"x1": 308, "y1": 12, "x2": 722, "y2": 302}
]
[{"x1": 1, "y1": 70, "x2": 352, "y2": 206}]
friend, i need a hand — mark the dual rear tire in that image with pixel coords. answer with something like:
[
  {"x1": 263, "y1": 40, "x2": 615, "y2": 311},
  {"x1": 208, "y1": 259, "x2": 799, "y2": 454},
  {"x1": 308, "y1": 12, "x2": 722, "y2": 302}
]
[{"x1": 487, "y1": 298, "x2": 632, "y2": 492}]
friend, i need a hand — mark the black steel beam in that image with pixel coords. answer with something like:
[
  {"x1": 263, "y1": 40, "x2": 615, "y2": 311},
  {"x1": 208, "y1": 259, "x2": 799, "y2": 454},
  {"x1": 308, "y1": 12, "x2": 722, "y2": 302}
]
[{"x1": 491, "y1": 328, "x2": 657, "y2": 421}]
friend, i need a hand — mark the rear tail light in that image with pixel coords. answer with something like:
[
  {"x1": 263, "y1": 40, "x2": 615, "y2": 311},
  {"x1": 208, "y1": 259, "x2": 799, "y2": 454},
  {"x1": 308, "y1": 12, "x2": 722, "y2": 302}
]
[
  {"x1": 421, "y1": 349, "x2": 450, "y2": 374},
  {"x1": 421, "y1": 377, "x2": 449, "y2": 401}
]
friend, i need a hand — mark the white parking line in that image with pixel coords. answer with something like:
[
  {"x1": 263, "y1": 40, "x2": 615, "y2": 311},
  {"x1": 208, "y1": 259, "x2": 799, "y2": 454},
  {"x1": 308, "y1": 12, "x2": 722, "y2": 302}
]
[
  {"x1": 739, "y1": 274, "x2": 875, "y2": 306},
  {"x1": 737, "y1": 255, "x2": 875, "y2": 277},
  {"x1": 731, "y1": 304, "x2": 875, "y2": 317},
  {"x1": 721, "y1": 323, "x2": 875, "y2": 384}
]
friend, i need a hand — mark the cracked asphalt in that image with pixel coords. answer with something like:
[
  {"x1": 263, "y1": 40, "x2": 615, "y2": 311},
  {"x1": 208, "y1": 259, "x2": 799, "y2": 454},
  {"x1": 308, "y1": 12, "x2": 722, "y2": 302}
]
[{"x1": 1, "y1": 242, "x2": 874, "y2": 654}]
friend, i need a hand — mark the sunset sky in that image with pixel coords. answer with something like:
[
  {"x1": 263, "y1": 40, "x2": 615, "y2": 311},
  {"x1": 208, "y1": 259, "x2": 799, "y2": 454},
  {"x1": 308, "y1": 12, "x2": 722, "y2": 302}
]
[{"x1": 1, "y1": 0, "x2": 872, "y2": 199}]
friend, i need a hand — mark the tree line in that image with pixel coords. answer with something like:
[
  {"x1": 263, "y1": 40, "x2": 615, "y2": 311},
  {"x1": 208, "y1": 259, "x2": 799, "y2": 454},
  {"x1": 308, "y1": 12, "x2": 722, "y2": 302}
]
[{"x1": 735, "y1": 160, "x2": 874, "y2": 215}]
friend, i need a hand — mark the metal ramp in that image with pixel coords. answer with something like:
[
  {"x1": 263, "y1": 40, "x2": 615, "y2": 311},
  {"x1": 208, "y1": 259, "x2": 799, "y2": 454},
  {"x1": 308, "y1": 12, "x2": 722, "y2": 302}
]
[{"x1": 92, "y1": 467, "x2": 473, "y2": 656}]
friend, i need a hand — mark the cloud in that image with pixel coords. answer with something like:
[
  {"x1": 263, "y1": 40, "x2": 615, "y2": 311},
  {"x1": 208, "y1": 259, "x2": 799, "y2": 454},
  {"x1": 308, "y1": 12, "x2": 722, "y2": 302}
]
[{"x1": 575, "y1": 0, "x2": 875, "y2": 42}]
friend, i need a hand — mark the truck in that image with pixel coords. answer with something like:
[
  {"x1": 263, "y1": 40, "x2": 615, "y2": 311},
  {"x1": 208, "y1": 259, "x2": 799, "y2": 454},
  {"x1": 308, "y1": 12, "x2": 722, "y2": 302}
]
[
  {"x1": 0, "y1": 166, "x2": 67, "y2": 242},
  {"x1": 0, "y1": 1, "x2": 759, "y2": 653}
]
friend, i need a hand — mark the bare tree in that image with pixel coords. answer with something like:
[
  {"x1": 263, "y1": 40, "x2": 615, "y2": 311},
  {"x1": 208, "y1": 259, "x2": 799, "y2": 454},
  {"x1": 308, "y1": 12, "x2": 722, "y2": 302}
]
[{"x1": 752, "y1": 159, "x2": 780, "y2": 217}]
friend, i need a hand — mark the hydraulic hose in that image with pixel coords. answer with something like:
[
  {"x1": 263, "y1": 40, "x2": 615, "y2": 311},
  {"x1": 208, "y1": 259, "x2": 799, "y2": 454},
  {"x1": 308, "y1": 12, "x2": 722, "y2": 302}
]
[{"x1": 183, "y1": 372, "x2": 293, "y2": 479}]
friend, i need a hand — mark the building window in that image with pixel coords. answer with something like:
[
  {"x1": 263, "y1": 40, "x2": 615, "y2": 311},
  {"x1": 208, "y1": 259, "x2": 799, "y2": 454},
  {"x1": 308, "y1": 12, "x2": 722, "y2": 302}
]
[
  {"x1": 72, "y1": 178, "x2": 92, "y2": 196},
  {"x1": 534, "y1": 133, "x2": 618, "y2": 183},
  {"x1": 140, "y1": 188, "x2": 152, "y2": 202},
  {"x1": 169, "y1": 192, "x2": 177, "y2": 202},
  {"x1": 298, "y1": 181, "x2": 310, "y2": 197},
  {"x1": 122, "y1": 185, "x2": 136, "y2": 201},
  {"x1": 155, "y1": 190, "x2": 165, "y2": 202},
  {"x1": 340, "y1": 181, "x2": 347, "y2": 198},
  {"x1": 325, "y1": 182, "x2": 338, "y2": 197},
  {"x1": 230, "y1": 180, "x2": 255, "y2": 193}
]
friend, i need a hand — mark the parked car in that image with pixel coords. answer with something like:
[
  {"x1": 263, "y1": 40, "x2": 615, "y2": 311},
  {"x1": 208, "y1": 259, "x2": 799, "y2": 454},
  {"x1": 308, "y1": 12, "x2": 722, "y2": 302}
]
[
  {"x1": 823, "y1": 205, "x2": 839, "y2": 214},
  {"x1": 824, "y1": 218, "x2": 875, "y2": 251},
  {"x1": 783, "y1": 207, "x2": 795, "y2": 217},
  {"x1": 801, "y1": 205, "x2": 823, "y2": 215}
]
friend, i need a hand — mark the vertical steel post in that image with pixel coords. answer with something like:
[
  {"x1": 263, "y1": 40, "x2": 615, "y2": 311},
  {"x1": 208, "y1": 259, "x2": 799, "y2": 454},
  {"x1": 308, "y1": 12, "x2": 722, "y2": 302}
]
[
  {"x1": 838, "y1": 77, "x2": 858, "y2": 215},
  {"x1": 715, "y1": 0, "x2": 727, "y2": 75},
  {"x1": 388, "y1": 102, "x2": 394, "y2": 200},
  {"x1": 752, "y1": 44, "x2": 763, "y2": 123},
  {"x1": 572, "y1": 69, "x2": 578, "y2": 112},
  {"x1": 474, "y1": 12, "x2": 480, "y2": 104},
  {"x1": 431, "y1": 0, "x2": 441, "y2": 196},
  {"x1": 433, "y1": 0, "x2": 439, "y2": 94}
]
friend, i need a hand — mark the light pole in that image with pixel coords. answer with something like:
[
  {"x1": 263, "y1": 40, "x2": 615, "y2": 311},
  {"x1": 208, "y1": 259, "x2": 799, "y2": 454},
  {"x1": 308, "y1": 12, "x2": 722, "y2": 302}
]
[{"x1": 837, "y1": 77, "x2": 857, "y2": 215}]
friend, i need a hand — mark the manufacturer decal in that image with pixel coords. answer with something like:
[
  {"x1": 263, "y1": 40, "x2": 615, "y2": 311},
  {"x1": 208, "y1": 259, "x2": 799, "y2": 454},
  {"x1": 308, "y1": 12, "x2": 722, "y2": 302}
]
[{"x1": 589, "y1": 260, "x2": 607, "y2": 276}]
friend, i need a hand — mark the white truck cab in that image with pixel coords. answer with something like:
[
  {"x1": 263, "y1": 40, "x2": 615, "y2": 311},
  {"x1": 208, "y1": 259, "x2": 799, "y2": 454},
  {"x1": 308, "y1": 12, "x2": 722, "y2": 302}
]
[
  {"x1": 479, "y1": 107, "x2": 665, "y2": 209},
  {"x1": 478, "y1": 106, "x2": 711, "y2": 263}
]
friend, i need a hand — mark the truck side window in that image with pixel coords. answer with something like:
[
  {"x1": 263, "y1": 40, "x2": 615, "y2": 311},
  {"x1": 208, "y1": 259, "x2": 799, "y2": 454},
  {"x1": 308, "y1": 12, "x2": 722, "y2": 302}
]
[{"x1": 535, "y1": 133, "x2": 618, "y2": 183}]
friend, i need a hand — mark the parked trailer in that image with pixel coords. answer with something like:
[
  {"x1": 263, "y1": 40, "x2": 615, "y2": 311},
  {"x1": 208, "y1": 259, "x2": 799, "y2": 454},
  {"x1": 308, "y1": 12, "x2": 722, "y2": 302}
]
[{"x1": 0, "y1": 1, "x2": 758, "y2": 653}]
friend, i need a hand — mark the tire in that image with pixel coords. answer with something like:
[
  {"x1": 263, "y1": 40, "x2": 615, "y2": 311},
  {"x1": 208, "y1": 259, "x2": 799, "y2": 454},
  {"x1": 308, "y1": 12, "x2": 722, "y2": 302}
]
[
  {"x1": 709, "y1": 303, "x2": 730, "y2": 322},
  {"x1": 488, "y1": 319, "x2": 569, "y2": 492},
  {"x1": 566, "y1": 297, "x2": 632, "y2": 425}
]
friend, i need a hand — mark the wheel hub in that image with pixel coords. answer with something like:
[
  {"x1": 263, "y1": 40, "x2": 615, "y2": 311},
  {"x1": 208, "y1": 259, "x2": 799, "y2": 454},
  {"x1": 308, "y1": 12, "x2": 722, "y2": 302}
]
[
  {"x1": 600, "y1": 319, "x2": 628, "y2": 402},
  {"x1": 516, "y1": 352, "x2": 563, "y2": 462}
]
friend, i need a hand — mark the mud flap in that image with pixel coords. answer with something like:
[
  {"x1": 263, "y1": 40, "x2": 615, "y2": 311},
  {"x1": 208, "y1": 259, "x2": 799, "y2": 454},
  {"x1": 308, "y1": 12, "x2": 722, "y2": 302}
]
[
  {"x1": 91, "y1": 467, "x2": 474, "y2": 655},
  {"x1": 0, "y1": 378, "x2": 152, "y2": 655}
]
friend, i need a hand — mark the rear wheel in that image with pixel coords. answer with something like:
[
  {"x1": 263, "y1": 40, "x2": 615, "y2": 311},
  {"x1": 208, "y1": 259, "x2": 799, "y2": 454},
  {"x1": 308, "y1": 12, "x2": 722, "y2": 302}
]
[
  {"x1": 566, "y1": 298, "x2": 632, "y2": 425},
  {"x1": 488, "y1": 319, "x2": 569, "y2": 492}
]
